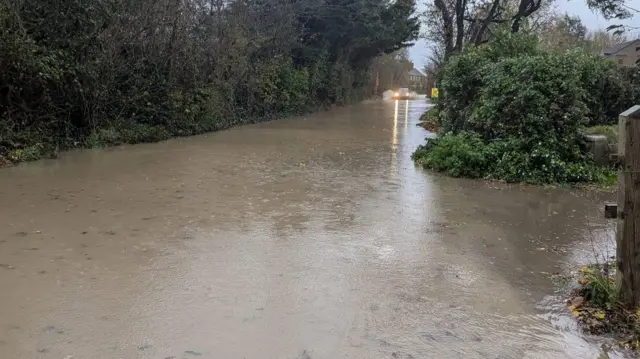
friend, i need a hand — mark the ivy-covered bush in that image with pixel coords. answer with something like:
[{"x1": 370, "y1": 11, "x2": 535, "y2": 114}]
[
  {"x1": 412, "y1": 132, "x2": 493, "y2": 179},
  {"x1": 414, "y1": 33, "x2": 619, "y2": 184},
  {"x1": 413, "y1": 133, "x2": 612, "y2": 184}
]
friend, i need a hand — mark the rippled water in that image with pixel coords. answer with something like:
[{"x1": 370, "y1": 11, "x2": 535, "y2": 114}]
[{"x1": 0, "y1": 99, "x2": 620, "y2": 358}]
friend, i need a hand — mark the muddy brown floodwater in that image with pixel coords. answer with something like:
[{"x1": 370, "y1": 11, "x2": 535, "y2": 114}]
[{"x1": 0, "y1": 99, "x2": 621, "y2": 359}]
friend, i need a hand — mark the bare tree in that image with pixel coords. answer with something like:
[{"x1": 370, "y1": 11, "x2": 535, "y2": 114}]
[
  {"x1": 586, "y1": 28, "x2": 629, "y2": 53},
  {"x1": 424, "y1": 0, "x2": 545, "y2": 58},
  {"x1": 423, "y1": 0, "x2": 634, "y2": 59},
  {"x1": 537, "y1": 13, "x2": 589, "y2": 51}
]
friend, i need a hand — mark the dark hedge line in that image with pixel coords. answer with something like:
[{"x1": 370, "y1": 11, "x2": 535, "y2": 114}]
[{"x1": 0, "y1": 0, "x2": 420, "y2": 163}]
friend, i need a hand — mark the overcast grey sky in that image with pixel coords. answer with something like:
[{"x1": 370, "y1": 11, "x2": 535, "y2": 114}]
[{"x1": 409, "y1": 0, "x2": 640, "y2": 68}]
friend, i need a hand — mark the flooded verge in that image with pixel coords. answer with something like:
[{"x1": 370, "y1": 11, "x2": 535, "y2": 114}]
[{"x1": 0, "y1": 99, "x2": 619, "y2": 358}]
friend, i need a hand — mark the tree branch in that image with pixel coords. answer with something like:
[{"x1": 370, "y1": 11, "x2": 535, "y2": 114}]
[
  {"x1": 472, "y1": 0, "x2": 501, "y2": 45},
  {"x1": 512, "y1": 0, "x2": 543, "y2": 33},
  {"x1": 454, "y1": 0, "x2": 467, "y2": 52}
]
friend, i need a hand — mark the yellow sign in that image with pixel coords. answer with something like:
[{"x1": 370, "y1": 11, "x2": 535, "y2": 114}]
[{"x1": 431, "y1": 88, "x2": 439, "y2": 98}]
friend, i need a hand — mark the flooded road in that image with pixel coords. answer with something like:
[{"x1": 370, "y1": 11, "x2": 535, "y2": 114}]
[{"x1": 0, "y1": 99, "x2": 617, "y2": 358}]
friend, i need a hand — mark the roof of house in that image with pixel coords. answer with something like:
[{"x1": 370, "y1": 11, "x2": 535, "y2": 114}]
[
  {"x1": 603, "y1": 39, "x2": 640, "y2": 56},
  {"x1": 408, "y1": 68, "x2": 426, "y2": 77}
]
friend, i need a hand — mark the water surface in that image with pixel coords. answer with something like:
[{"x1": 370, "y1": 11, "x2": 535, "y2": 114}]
[{"x1": 0, "y1": 99, "x2": 618, "y2": 358}]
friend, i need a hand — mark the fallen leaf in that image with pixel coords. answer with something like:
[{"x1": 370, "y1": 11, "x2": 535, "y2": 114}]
[
  {"x1": 579, "y1": 279, "x2": 589, "y2": 285},
  {"x1": 594, "y1": 312, "x2": 606, "y2": 320}
]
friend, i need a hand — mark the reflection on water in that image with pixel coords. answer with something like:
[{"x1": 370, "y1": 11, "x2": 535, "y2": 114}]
[
  {"x1": 404, "y1": 99, "x2": 409, "y2": 135},
  {"x1": 390, "y1": 99, "x2": 411, "y2": 178},
  {"x1": 0, "y1": 99, "x2": 619, "y2": 358}
]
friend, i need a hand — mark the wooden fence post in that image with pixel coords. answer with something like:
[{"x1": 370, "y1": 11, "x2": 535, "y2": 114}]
[{"x1": 616, "y1": 105, "x2": 640, "y2": 308}]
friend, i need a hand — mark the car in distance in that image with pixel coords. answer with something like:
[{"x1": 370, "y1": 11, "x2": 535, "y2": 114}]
[{"x1": 392, "y1": 88, "x2": 414, "y2": 100}]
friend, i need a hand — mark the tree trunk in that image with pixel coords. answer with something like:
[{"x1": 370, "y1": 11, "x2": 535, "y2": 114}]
[
  {"x1": 453, "y1": 0, "x2": 466, "y2": 52},
  {"x1": 512, "y1": 0, "x2": 542, "y2": 33},
  {"x1": 434, "y1": 0, "x2": 454, "y2": 58},
  {"x1": 472, "y1": 0, "x2": 501, "y2": 45}
]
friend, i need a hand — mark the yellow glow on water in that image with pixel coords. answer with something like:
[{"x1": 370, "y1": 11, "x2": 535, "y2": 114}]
[
  {"x1": 393, "y1": 100, "x2": 398, "y2": 147},
  {"x1": 404, "y1": 100, "x2": 409, "y2": 134},
  {"x1": 391, "y1": 100, "x2": 399, "y2": 176}
]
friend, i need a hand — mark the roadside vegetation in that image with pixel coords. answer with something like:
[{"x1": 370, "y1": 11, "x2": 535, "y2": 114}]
[
  {"x1": 413, "y1": 32, "x2": 631, "y2": 184},
  {"x1": 559, "y1": 223, "x2": 640, "y2": 350},
  {"x1": 415, "y1": 2, "x2": 638, "y2": 185},
  {"x1": 0, "y1": 0, "x2": 420, "y2": 164},
  {"x1": 566, "y1": 262, "x2": 640, "y2": 348}
]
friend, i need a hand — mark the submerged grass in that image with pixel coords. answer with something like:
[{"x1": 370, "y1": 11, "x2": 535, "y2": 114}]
[
  {"x1": 567, "y1": 263, "x2": 640, "y2": 350},
  {"x1": 566, "y1": 221, "x2": 640, "y2": 351}
]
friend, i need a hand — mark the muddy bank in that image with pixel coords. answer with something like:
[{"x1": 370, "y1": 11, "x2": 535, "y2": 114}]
[{"x1": 0, "y1": 100, "x2": 619, "y2": 358}]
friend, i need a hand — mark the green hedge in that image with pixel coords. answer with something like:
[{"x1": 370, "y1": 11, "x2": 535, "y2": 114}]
[
  {"x1": 0, "y1": 0, "x2": 419, "y2": 163},
  {"x1": 413, "y1": 133, "x2": 613, "y2": 184},
  {"x1": 414, "y1": 32, "x2": 621, "y2": 185}
]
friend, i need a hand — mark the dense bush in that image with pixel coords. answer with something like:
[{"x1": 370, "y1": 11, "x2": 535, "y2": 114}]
[
  {"x1": 415, "y1": 33, "x2": 619, "y2": 184},
  {"x1": 0, "y1": 0, "x2": 420, "y2": 163},
  {"x1": 436, "y1": 32, "x2": 542, "y2": 134},
  {"x1": 620, "y1": 65, "x2": 640, "y2": 108},
  {"x1": 412, "y1": 132, "x2": 493, "y2": 178},
  {"x1": 573, "y1": 51, "x2": 632, "y2": 127},
  {"x1": 413, "y1": 133, "x2": 612, "y2": 184}
]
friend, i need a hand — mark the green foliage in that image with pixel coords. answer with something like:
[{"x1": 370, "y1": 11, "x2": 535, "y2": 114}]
[
  {"x1": 413, "y1": 134, "x2": 612, "y2": 184},
  {"x1": 487, "y1": 139, "x2": 612, "y2": 184},
  {"x1": 471, "y1": 54, "x2": 587, "y2": 149},
  {"x1": 7, "y1": 144, "x2": 47, "y2": 163},
  {"x1": 417, "y1": 106, "x2": 441, "y2": 132},
  {"x1": 435, "y1": 31, "x2": 541, "y2": 134},
  {"x1": 412, "y1": 133, "x2": 494, "y2": 178},
  {"x1": 415, "y1": 32, "x2": 619, "y2": 185},
  {"x1": 620, "y1": 65, "x2": 640, "y2": 107},
  {"x1": 0, "y1": 0, "x2": 420, "y2": 163},
  {"x1": 571, "y1": 51, "x2": 630, "y2": 126},
  {"x1": 585, "y1": 270, "x2": 619, "y2": 309}
]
